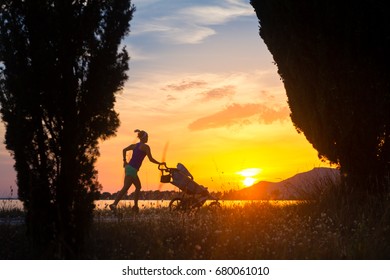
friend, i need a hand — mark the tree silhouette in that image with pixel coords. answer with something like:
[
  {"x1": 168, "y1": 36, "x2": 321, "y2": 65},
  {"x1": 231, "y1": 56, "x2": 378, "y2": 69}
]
[
  {"x1": 0, "y1": 0, "x2": 134, "y2": 258},
  {"x1": 251, "y1": 1, "x2": 390, "y2": 195}
]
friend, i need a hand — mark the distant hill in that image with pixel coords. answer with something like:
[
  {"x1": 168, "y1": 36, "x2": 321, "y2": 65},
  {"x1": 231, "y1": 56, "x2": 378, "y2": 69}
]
[{"x1": 231, "y1": 167, "x2": 340, "y2": 200}]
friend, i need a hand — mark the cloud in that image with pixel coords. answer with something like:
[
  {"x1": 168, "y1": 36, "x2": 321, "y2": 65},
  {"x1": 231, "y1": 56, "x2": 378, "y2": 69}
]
[
  {"x1": 136, "y1": 22, "x2": 215, "y2": 44},
  {"x1": 261, "y1": 106, "x2": 290, "y2": 124},
  {"x1": 198, "y1": 85, "x2": 236, "y2": 102},
  {"x1": 166, "y1": 95, "x2": 178, "y2": 101},
  {"x1": 164, "y1": 25, "x2": 216, "y2": 45},
  {"x1": 180, "y1": 0, "x2": 254, "y2": 26},
  {"x1": 188, "y1": 103, "x2": 290, "y2": 131},
  {"x1": 161, "y1": 81, "x2": 235, "y2": 105},
  {"x1": 125, "y1": 43, "x2": 152, "y2": 61},
  {"x1": 131, "y1": 0, "x2": 255, "y2": 44},
  {"x1": 162, "y1": 80, "x2": 208, "y2": 91}
]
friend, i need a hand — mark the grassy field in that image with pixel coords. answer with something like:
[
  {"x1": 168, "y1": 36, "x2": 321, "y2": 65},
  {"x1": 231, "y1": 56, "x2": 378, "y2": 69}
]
[{"x1": 1, "y1": 194, "x2": 389, "y2": 259}]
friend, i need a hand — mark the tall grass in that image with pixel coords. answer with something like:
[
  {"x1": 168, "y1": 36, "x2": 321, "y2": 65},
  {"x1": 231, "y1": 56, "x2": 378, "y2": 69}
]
[
  {"x1": 1, "y1": 178, "x2": 389, "y2": 259},
  {"x1": 84, "y1": 197, "x2": 389, "y2": 259},
  {"x1": 0, "y1": 197, "x2": 29, "y2": 259},
  {"x1": 0, "y1": 186, "x2": 24, "y2": 219},
  {"x1": 287, "y1": 173, "x2": 390, "y2": 259}
]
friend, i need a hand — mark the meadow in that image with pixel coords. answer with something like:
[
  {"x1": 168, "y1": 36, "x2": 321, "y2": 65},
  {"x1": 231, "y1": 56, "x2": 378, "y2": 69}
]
[{"x1": 1, "y1": 190, "x2": 389, "y2": 259}]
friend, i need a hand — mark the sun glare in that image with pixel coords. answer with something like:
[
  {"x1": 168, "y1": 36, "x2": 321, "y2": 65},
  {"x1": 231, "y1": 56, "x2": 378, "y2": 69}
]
[
  {"x1": 243, "y1": 177, "x2": 256, "y2": 187},
  {"x1": 237, "y1": 168, "x2": 262, "y2": 187},
  {"x1": 237, "y1": 168, "x2": 262, "y2": 177}
]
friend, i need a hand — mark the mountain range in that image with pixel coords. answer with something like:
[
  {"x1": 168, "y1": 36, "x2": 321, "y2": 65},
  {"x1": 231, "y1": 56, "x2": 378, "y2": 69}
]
[{"x1": 230, "y1": 167, "x2": 340, "y2": 200}]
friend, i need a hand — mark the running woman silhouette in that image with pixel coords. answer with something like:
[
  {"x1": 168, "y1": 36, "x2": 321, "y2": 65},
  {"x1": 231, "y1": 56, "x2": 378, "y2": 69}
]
[{"x1": 109, "y1": 129, "x2": 164, "y2": 213}]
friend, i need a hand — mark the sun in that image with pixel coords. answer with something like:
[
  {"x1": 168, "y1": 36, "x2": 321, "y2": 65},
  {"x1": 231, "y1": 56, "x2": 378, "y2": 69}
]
[
  {"x1": 243, "y1": 177, "x2": 257, "y2": 187},
  {"x1": 237, "y1": 168, "x2": 262, "y2": 187}
]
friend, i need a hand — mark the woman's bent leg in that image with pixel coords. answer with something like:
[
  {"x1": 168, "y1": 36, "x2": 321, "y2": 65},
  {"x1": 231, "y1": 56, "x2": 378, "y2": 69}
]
[{"x1": 112, "y1": 176, "x2": 133, "y2": 207}]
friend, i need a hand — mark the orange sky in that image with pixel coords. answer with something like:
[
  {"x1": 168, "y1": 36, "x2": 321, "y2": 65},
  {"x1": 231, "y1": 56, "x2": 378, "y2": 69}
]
[
  {"x1": 0, "y1": 0, "x2": 330, "y2": 196},
  {"x1": 96, "y1": 70, "x2": 328, "y2": 194}
]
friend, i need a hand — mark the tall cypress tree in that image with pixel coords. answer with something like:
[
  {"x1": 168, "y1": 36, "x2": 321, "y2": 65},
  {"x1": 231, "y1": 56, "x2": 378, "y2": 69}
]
[
  {"x1": 251, "y1": 1, "x2": 390, "y2": 195},
  {"x1": 0, "y1": 0, "x2": 135, "y2": 258}
]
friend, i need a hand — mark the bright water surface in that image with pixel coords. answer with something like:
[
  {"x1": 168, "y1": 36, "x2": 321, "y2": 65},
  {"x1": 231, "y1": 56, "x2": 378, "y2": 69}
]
[{"x1": 1, "y1": 199, "x2": 300, "y2": 211}]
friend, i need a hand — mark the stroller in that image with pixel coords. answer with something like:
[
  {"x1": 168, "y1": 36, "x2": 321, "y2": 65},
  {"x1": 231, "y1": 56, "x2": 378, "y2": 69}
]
[{"x1": 159, "y1": 163, "x2": 221, "y2": 211}]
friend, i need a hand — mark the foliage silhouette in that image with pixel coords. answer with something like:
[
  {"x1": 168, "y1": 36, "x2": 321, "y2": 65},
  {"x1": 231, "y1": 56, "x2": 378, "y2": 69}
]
[
  {"x1": 0, "y1": 0, "x2": 134, "y2": 258},
  {"x1": 251, "y1": 1, "x2": 390, "y2": 195}
]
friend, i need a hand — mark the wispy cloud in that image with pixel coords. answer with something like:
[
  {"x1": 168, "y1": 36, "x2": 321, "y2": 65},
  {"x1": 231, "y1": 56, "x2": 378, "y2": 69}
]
[
  {"x1": 162, "y1": 80, "x2": 208, "y2": 91},
  {"x1": 125, "y1": 43, "x2": 152, "y2": 61},
  {"x1": 198, "y1": 85, "x2": 236, "y2": 102},
  {"x1": 180, "y1": 0, "x2": 254, "y2": 26},
  {"x1": 188, "y1": 103, "x2": 290, "y2": 131},
  {"x1": 166, "y1": 94, "x2": 178, "y2": 101},
  {"x1": 161, "y1": 80, "x2": 235, "y2": 102},
  {"x1": 131, "y1": 0, "x2": 255, "y2": 44}
]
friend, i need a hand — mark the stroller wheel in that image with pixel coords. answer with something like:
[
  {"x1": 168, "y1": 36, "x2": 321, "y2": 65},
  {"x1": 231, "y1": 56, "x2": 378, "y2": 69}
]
[
  {"x1": 208, "y1": 201, "x2": 221, "y2": 210},
  {"x1": 169, "y1": 198, "x2": 183, "y2": 211}
]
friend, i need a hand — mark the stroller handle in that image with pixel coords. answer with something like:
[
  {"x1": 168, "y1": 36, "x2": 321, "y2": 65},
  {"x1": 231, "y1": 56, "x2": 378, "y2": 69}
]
[{"x1": 158, "y1": 162, "x2": 168, "y2": 170}]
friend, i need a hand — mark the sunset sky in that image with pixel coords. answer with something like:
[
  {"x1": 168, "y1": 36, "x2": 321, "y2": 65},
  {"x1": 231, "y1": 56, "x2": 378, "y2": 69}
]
[{"x1": 0, "y1": 0, "x2": 330, "y2": 196}]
